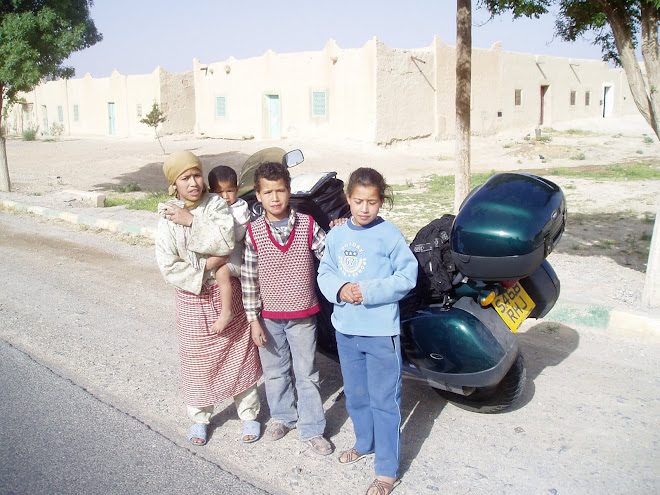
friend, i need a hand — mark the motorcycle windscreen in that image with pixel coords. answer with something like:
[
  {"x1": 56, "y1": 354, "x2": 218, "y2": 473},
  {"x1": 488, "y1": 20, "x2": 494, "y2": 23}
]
[{"x1": 237, "y1": 147, "x2": 286, "y2": 197}]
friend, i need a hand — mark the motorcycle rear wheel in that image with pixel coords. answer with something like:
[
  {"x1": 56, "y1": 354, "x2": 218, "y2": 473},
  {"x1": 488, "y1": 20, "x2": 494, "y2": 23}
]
[{"x1": 435, "y1": 353, "x2": 526, "y2": 414}]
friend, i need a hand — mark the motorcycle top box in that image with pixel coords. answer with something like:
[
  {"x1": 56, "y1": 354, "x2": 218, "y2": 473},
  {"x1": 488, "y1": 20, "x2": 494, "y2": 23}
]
[{"x1": 451, "y1": 173, "x2": 566, "y2": 281}]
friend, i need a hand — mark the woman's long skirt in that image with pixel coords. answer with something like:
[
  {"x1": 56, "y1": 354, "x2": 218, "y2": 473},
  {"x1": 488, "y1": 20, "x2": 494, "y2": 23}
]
[{"x1": 175, "y1": 277, "x2": 262, "y2": 408}]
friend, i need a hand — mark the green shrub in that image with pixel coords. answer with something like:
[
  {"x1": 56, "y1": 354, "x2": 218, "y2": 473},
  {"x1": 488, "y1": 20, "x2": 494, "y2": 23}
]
[{"x1": 22, "y1": 125, "x2": 39, "y2": 141}]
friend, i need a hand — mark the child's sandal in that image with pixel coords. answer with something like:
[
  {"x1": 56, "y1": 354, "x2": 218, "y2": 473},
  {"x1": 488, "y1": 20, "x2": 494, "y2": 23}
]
[
  {"x1": 365, "y1": 478, "x2": 400, "y2": 495},
  {"x1": 338, "y1": 447, "x2": 367, "y2": 465}
]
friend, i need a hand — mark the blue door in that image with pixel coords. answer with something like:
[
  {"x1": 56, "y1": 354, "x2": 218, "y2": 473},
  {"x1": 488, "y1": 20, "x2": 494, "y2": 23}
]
[
  {"x1": 266, "y1": 95, "x2": 280, "y2": 139},
  {"x1": 41, "y1": 106, "x2": 49, "y2": 135},
  {"x1": 108, "y1": 102, "x2": 116, "y2": 135}
]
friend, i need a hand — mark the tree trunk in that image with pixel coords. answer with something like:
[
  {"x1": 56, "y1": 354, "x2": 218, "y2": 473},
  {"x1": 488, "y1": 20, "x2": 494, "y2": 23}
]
[
  {"x1": 0, "y1": 136, "x2": 11, "y2": 192},
  {"x1": 0, "y1": 92, "x2": 9, "y2": 191},
  {"x1": 639, "y1": 3, "x2": 660, "y2": 139},
  {"x1": 455, "y1": 0, "x2": 472, "y2": 213},
  {"x1": 596, "y1": 1, "x2": 660, "y2": 140}
]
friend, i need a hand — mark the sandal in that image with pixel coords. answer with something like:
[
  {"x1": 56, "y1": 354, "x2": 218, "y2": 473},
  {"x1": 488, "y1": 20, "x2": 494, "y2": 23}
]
[
  {"x1": 365, "y1": 478, "x2": 401, "y2": 495},
  {"x1": 306, "y1": 435, "x2": 333, "y2": 456},
  {"x1": 338, "y1": 447, "x2": 367, "y2": 465},
  {"x1": 242, "y1": 420, "x2": 261, "y2": 443},
  {"x1": 188, "y1": 422, "x2": 207, "y2": 446},
  {"x1": 265, "y1": 422, "x2": 293, "y2": 441}
]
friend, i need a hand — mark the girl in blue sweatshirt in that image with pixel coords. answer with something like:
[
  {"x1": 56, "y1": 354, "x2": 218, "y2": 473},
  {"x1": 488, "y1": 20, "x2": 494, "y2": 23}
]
[{"x1": 318, "y1": 167, "x2": 418, "y2": 495}]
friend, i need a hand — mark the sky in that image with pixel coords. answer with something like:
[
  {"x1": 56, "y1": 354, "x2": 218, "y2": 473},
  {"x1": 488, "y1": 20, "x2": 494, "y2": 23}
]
[{"x1": 65, "y1": 0, "x2": 609, "y2": 79}]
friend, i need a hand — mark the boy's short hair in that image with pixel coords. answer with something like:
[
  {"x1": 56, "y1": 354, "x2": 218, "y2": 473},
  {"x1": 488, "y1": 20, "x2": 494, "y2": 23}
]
[
  {"x1": 254, "y1": 162, "x2": 291, "y2": 192},
  {"x1": 208, "y1": 165, "x2": 238, "y2": 188}
]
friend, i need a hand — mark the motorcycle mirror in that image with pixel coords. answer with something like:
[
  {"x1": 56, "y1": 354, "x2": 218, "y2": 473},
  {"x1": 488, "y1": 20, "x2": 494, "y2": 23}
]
[{"x1": 284, "y1": 149, "x2": 304, "y2": 168}]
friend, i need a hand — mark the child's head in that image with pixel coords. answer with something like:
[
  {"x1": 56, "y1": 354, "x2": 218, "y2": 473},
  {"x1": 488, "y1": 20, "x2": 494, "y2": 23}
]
[
  {"x1": 346, "y1": 167, "x2": 393, "y2": 227},
  {"x1": 254, "y1": 161, "x2": 291, "y2": 221},
  {"x1": 209, "y1": 165, "x2": 239, "y2": 206}
]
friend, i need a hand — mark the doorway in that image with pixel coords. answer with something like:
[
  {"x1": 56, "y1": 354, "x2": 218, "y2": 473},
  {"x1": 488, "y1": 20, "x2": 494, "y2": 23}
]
[
  {"x1": 602, "y1": 86, "x2": 613, "y2": 117},
  {"x1": 41, "y1": 105, "x2": 49, "y2": 134},
  {"x1": 108, "y1": 102, "x2": 116, "y2": 135},
  {"x1": 265, "y1": 95, "x2": 280, "y2": 139},
  {"x1": 539, "y1": 85, "x2": 550, "y2": 126}
]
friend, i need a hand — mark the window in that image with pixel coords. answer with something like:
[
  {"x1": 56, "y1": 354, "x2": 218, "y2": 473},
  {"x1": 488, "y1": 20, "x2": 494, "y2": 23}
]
[
  {"x1": 312, "y1": 91, "x2": 327, "y2": 117},
  {"x1": 585, "y1": 91, "x2": 591, "y2": 106},
  {"x1": 57, "y1": 105, "x2": 64, "y2": 122},
  {"x1": 73, "y1": 104, "x2": 79, "y2": 122},
  {"x1": 570, "y1": 91, "x2": 576, "y2": 106},
  {"x1": 514, "y1": 89, "x2": 522, "y2": 106},
  {"x1": 215, "y1": 96, "x2": 226, "y2": 118},
  {"x1": 136, "y1": 104, "x2": 142, "y2": 117}
]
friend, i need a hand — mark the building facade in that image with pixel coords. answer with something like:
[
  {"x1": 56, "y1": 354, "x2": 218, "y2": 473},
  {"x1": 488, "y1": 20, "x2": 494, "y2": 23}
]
[{"x1": 4, "y1": 37, "x2": 639, "y2": 143}]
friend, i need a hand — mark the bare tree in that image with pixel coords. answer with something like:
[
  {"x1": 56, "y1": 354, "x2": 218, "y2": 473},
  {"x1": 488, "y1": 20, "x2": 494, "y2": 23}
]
[{"x1": 455, "y1": 0, "x2": 472, "y2": 212}]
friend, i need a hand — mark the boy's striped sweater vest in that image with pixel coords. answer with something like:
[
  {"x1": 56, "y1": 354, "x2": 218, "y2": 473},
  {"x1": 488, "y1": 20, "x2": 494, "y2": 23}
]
[{"x1": 248, "y1": 213, "x2": 320, "y2": 319}]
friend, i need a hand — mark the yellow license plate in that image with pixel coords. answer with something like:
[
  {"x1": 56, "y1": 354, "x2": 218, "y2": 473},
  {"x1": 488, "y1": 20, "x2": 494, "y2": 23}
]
[{"x1": 492, "y1": 283, "x2": 536, "y2": 333}]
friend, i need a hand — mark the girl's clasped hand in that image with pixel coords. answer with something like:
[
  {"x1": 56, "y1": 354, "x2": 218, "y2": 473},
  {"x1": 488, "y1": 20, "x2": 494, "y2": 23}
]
[{"x1": 339, "y1": 282, "x2": 363, "y2": 304}]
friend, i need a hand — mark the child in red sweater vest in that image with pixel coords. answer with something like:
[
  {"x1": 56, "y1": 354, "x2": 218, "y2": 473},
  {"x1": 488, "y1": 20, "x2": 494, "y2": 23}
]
[{"x1": 241, "y1": 161, "x2": 333, "y2": 456}]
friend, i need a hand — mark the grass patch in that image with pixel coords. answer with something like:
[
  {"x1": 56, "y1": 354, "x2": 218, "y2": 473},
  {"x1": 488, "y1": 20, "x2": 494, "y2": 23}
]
[
  {"x1": 570, "y1": 152, "x2": 586, "y2": 160},
  {"x1": 105, "y1": 190, "x2": 169, "y2": 211},
  {"x1": 563, "y1": 128, "x2": 596, "y2": 136},
  {"x1": 115, "y1": 182, "x2": 142, "y2": 193},
  {"x1": 547, "y1": 162, "x2": 660, "y2": 180},
  {"x1": 387, "y1": 171, "x2": 498, "y2": 239}
]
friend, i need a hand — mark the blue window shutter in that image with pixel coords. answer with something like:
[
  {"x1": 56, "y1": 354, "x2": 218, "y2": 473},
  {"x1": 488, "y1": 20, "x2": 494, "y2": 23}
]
[{"x1": 312, "y1": 91, "x2": 326, "y2": 117}]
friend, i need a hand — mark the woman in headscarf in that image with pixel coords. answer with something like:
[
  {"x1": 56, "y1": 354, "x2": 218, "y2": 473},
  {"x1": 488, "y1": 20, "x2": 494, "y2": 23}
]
[{"x1": 155, "y1": 150, "x2": 262, "y2": 446}]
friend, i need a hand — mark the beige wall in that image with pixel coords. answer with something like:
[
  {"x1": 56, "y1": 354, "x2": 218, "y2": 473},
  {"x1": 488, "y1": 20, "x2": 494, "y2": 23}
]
[
  {"x1": 193, "y1": 39, "x2": 378, "y2": 141},
  {"x1": 6, "y1": 37, "x2": 641, "y2": 143},
  {"x1": 7, "y1": 68, "x2": 193, "y2": 138},
  {"x1": 374, "y1": 41, "x2": 436, "y2": 145}
]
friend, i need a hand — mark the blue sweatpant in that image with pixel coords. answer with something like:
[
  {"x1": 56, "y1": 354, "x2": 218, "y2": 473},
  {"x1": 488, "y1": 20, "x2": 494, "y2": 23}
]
[{"x1": 335, "y1": 331, "x2": 402, "y2": 479}]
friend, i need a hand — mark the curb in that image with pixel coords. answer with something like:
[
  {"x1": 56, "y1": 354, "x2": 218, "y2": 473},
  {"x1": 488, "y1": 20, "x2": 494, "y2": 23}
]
[
  {"x1": 0, "y1": 199, "x2": 156, "y2": 240},
  {"x1": 544, "y1": 300, "x2": 660, "y2": 336}
]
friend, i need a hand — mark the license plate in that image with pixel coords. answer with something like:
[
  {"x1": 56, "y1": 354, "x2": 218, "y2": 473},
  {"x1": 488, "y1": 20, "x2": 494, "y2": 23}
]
[{"x1": 492, "y1": 283, "x2": 536, "y2": 333}]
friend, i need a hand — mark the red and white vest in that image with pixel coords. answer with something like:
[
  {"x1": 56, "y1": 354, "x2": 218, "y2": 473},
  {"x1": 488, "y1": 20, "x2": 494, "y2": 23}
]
[{"x1": 248, "y1": 213, "x2": 320, "y2": 319}]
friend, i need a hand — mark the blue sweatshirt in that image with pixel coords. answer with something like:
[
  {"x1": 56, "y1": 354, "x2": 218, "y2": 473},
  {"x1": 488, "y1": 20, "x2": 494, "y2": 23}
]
[{"x1": 317, "y1": 217, "x2": 418, "y2": 337}]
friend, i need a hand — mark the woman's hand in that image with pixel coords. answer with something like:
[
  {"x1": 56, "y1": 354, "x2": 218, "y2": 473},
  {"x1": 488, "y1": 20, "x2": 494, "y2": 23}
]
[
  {"x1": 165, "y1": 202, "x2": 194, "y2": 227},
  {"x1": 205, "y1": 255, "x2": 229, "y2": 271}
]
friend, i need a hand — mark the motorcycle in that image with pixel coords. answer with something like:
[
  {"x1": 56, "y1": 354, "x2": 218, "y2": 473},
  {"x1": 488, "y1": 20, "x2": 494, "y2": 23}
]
[{"x1": 237, "y1": 147, "x2": 566, "y2": 413}]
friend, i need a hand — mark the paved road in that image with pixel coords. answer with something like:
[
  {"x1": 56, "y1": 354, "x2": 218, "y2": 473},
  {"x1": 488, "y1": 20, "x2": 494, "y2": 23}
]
[
  {"x1": 1, "y1": 210, "x2": 659, "y2": 495},
  {"x1": 0, "y1": 340, "x2": 267, "y2": 495}
]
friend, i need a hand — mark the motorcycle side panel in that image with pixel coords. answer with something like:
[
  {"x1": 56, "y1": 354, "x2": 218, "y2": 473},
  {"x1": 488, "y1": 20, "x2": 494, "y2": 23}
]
[
  {"x1": 451, "y1": 173, "x2": 566, "y2": 281},
  {"x1": 401, "y1": 297, "x2": 518, "y2": 388},
  {"x1": 520, "y1": 260, "x2": 561, "y2": 319}
]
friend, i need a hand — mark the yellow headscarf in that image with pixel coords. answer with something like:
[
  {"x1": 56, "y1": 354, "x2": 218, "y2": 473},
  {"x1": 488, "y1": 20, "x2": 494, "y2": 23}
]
[{"x1": 163, "y1": 150, "x2": 208, "y2": 210}]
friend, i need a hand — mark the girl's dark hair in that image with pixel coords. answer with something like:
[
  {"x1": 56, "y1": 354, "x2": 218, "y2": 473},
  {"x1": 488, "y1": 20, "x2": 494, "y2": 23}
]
[
  {"x1": 254, "y1": 162, "x2": 291, "y2": 192},
  {"x1": 208, "y1": 165, "x2": 238, "y2": 188},
  {"x1": 346, "y1": 167, "x2": 393, "y2": 208}
]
